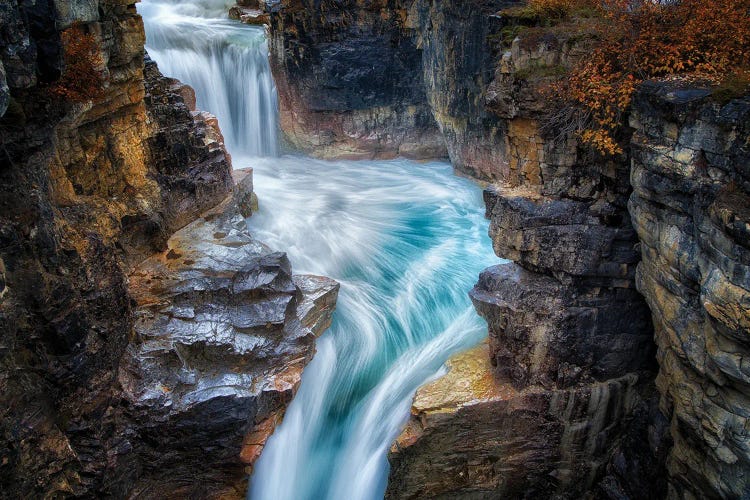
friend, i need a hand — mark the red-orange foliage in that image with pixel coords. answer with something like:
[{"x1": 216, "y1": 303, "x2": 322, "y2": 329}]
[
  {"x1": 527, "y1": 0, "x2": 600, "y2": 18},
  {"x1": 545, "y1": 0, "x2": 750, "y2": 155},
  {"x1": 51, "y1": 22, "x2": 106, "y2": 103}
]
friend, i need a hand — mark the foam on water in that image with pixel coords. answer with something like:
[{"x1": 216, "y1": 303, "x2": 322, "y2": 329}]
[
  {"x1": 245, "y1": 156, "x2": 499, "y2": 500},
  {"x1": 140, "y1": 0, "x2": 278, "y2": 156},
  {"x1": 138, "y1": 2, "x2": 500, "y2": 498}
]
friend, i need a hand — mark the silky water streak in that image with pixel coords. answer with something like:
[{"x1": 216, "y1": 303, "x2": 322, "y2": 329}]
[
  {"x1": 138, "y1": 2, "x2": 499, "y2": 498},
  {"x1": 246, "y1": 157, "x2": 499, "y2": 499},
  {"x1": 139, "y1": 0, "x2": 278, "y2": 156}
]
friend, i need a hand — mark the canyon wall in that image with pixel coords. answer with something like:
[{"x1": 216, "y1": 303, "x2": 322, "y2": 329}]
[
  {"x1": 386, "y1": 11, "x2": 663, "y2": 499},
  {"x1": 266, "y1": 1, "x2": 750, "y2": 497},
  {"x1": 265, "y1": 0, "x2": 446, "y2": 159},
  {"x1": 629, "y1": 82, "x2": 750, "y2": 498},
  {"x1": 0, "y1": 1, "x2": 336, "y2": 497}
]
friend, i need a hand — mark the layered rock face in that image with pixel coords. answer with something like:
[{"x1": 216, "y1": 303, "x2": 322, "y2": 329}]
[
  {"x1": 407, "y1": 0, "x2": 510, "y2": 180},
  {"x1": 265, "y1": 0, "x2": 447, "y2": 159},
  {"x1": 629, "y1": 82, "x2": 750, "y2": 499},
  {"x1": 388, "y1": 342, "x2": 652, "y2": 499},
  {"x1": 0, "y1": 1, "x2": 337, "y2": 497},
  {"x1": 387, "y1": 18, "x2": 661, "y2": 498},
  {"x1": 268, "y1": 0, "x2": 750, "y2": 497},
  {"x1": 119, "y1": 174, "x2": 338, "y2": 498}
]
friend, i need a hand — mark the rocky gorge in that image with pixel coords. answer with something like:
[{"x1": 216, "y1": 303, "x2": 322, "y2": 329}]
[
  {"x1": 263, "y1": 0, "x2": 749, "y2": 498},
  {"x1": 0, "y1": 0, "x2": 336, "y2": 497},
  {"x1": 0, "y1": 0, "x2": 748, "y2": 499}
]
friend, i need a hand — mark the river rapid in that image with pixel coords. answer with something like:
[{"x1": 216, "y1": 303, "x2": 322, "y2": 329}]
[{"x1": 139, "y1": 1, "x2": 499, "y2": 498}]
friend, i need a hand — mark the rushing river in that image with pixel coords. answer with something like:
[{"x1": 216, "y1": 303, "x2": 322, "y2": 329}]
[{"x1": 139, "y1": 1, "x2": 499, "y2": 499}]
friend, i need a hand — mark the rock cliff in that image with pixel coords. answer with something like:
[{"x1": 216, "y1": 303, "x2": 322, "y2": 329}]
[
  {"x1": 266, "y1": 0, "x2": 750, "y2": 496},
  {"x1": 386, "y1": 13, "x2": 663, "y2": 498},
  {"x1": 0, "y1": 1, "x2": 337, "y2": 497},
  {"x1": 629, "y1": 82, "x2": 750, "y2": 499},
  {"x1": 265, "y1": 0, "x2": 447, "y2": 159}
]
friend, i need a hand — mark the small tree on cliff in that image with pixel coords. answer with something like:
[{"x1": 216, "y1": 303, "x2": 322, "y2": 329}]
[{"x1": 51, "y1": 22, "x2": 106, "y2": 103}]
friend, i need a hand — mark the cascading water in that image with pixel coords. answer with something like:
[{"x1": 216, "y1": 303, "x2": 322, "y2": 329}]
[
  {"x1": 247, "y1": 158, "x2": 500, "y2": 500},
  {"x1": 139, "y1": 0, "x2": 278, "y2": 156},
  {"x1": 139, "y1": 2, "x2": 500, "y2": 498}
]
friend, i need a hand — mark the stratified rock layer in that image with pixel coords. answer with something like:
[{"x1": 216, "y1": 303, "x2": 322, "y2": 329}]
[
  {"x1": 386, "y1": 12, "x2": 660, "y2": 499},
  {"x1": 119, "y1": 185, "x2": 337, "y2": 498},
  {"x1": 265, "y1": 0, "x2": 447, "y2": 159},
  {"x1": 388, "y1": 342, "x2": 645, "y2": 499},
  {"x1": 629, "y1": 82, "x2": 750, "y2": 499}
]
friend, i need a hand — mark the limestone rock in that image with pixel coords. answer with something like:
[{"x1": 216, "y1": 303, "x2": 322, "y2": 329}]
[
  {"x1": 0, "y1": 1, "x2": 337, "y2": 496},
  {"x1": 264, "y1": 0, "x2": 447, "y2": 159},
  {"x1": 471, "y1": 263, "x2": 653, "y2": 390},
  {"x1": 119, "y1": 203, "x2": 338, "y2": 498},
  {"x1": 387, "y1": 342, "x2": 647, "y2": 499},
  {"x1": 629, "y1": 80, "x2": 750, "y2": 498}
]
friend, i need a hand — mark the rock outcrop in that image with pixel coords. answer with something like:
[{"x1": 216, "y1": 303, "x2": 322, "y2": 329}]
[
  {"x1": 629, "y1": 82, "x2": 750, "y2": 499},
  {"x1": 388, "y1": 341, "x2": 652, "y2": 499},
  {"x1": 0, "y1": 1, "x2": 337, "y2": 497},
  {"x1": 264, "y1": 0, "x2": 447, "y2": 159},
  {"x1": 118, "y1": 174, "x2": 338, "y2": 498},
  {"x1": 385, "y1": 12, "x2": 662, "y2": 499}
]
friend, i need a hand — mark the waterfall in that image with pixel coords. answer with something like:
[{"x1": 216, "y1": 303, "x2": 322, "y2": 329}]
[
  {"x1": 245, "y1": 157, "x2": 499, "y2": 500},
  {"x1": 139, "y1": 2, "x2": 500, "y2": 499},
  {"x1": 139, "y1": 0, "x2": 278, "y2": 157}
]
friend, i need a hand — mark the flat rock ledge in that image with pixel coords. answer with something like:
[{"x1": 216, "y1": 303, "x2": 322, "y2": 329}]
[{"x1": 118, "y1": 170, "x2": 338, "y2": 498}]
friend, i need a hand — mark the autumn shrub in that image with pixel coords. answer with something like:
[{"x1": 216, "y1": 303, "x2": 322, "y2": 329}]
[
  {"x1": 539, "y1": 0, "x2": 750, "y2": 155},
  {"x1": 527, "y1": 0, "x2": 602, "y2": 19},
  {"x1": 51, "y1": 22, "x2": 106, "y2": 103}
]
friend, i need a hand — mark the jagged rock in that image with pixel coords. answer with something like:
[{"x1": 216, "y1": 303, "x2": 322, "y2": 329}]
[
  {"x1": 483, "y1": 184, "x2": 641, "y2": 283},
  {"x1": 120, "y1": 197, "x2": 338, "y2": 498},
  {"x1": 629, "y1": 81, "x2": 750, "y2": 499},
  {"x1": 233, "y1": 167, "x2": 260, "y2": 218},
  {"x1": 471, "y1": 263, "x2": 653, "y2": 390},
  {"x1": 264, "y1": 0, "x2": 447, "y2": 159},
  {"x1": 230, "y1": 5, "x2": 270, "y2": 24},
  {"x1": 0, "y1": 1, "x2": 338, "y2": 497}
]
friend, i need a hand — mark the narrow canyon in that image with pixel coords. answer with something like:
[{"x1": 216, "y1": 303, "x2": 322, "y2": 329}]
[{"x1": 0, "y1": 0, "x2": 748, "y2": 499}]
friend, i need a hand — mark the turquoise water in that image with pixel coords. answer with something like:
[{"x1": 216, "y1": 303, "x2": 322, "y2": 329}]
[
  {"x1": 139, "y1": 1, "x2": 499, "y2": 498},
  {"x1": 245, "y1": 156, "x2": 498, "y2": 499}
]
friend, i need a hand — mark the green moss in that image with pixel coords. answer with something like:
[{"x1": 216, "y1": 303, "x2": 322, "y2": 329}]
[
  {"x1": 713, "y1": 73, "x2": 750, "y2": 105},
  {"x1": 516, "y1": 63, "x2": 568, "y2": 80}
]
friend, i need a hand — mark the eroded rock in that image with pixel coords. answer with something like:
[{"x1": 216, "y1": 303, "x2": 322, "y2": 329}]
[
  {"x1": 120, "y1": 197, "x2": 338, "y2": 498},
  {"x1": 387, "y1": 342, "x2": 648, "y2": 499},
  {"x1": 629, "y1": 81, "x2": 750, "y2": 498}
]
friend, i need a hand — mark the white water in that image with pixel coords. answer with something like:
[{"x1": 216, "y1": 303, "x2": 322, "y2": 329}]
[
  {"x1": 246, "y1": 156, "x2": 498, "y2": 500},
  {"x1": 139, "y1": 2, "x2": 500, "y2": 498},
  {"x1": 139, "y1": 0, "x2": 278, "y2": 156}
]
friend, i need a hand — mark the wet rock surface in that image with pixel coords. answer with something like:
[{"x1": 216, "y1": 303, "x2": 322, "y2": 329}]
[
  {"x1": 629, "y1": 82, "x2": 750, "y2": 498},
  {"x1": 264, "y1": 0, "x2": 448, "y2": 159},
  {"x1": 383, "y1": 7, "x2": 664, "y2": 498},
  {"x1": 471, "y1": 263, "x2": 653, "y2": 390},
  {"x1": 387, "y1": 342, "x2": 651, "y2": 499},
  {"x1": 0, "y1": 1, "x2": 337, "y2": 497},
  {"x1": 120, "y1": 186, "x2": 338, "y2": 498}
]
